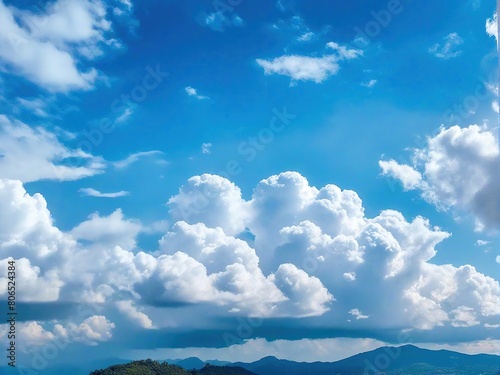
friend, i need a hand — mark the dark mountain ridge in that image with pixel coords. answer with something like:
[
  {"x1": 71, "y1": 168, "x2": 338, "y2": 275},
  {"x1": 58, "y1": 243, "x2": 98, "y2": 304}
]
[{"x1": 232, "y1": 344, "x2": 500, "y2": 375}]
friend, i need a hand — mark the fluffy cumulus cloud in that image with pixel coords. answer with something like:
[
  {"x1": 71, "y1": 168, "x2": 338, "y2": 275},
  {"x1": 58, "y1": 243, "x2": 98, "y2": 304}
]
[
  {"x1": 163, "y1": 171, "x2": 499, "y2": 331},
  {"x1": 112, "y1": 150, "x2": 164, "y2": 169},
  {"x1": 256, "y1": 42, "x2": 361, "y2": 84},
  {"x1": 0, "y1": 0, "x2": 127, "y2": 92},
  {"x1": 11, "y1": 315, "x2": 115, "y2": 349},
  {"x1": 168, "y1": 174, "x2": 251, "y2": 236},
  {"x1": 380, "y1": 124, "x2": 500, "y2": 231},
  {"x1": 429, "y1": 33, "x2": 464, "y2": 59},
  {"x1": 1, "y1": 169, "x2": 500, "y2": 354},
  {"x1": 0, "y1": 115, "x2": 105, "y2": 182},
  {"x1": 151, "y1": 221, "x2": 327, "y2": 317},
  {"x1": 70, "y1": 209, "x2": 142, "y2": 250}
]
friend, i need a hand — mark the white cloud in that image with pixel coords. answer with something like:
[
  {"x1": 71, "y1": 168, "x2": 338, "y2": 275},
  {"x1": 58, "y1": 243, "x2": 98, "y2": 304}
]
[
  {"x1": 418, "y1": 339, "x2": 500, "y2": 356},
  {"x1": 18, "y1": 322, "x2": 56, "y2": 346},
  {"x1": 343, "y1": 272, "x2": 356, "y2": 281},
  {"x1": 204, "y1": 12, "x2": 243, "y2": 32},
  {"x1": 167, "y1": 174, "x2": 251, "y2": 236},
  {"x1": 113, "y1": 0, "x2": 133, "y2": 16},
  {"x1": 257, "y1": 43, "x2": 360, "y2": 85},
  {"x1": 16, "y1": 97, "x2": 49, "y2": 117},
  {"x1": 70, "y1": 209, "x2": 142, "y2": 250},
  {"x1": 450, "y1": 306, "x2": 480, "y2": 327},
  {"x1": 297, "y1": 31, "x2": 314, "y2": 42},
  {"x1": 4, "y1": 315, "x2": 115, "y2": 351},
  {"x1": 185, "y1": 86, "x2": 209, "y2": 100},
  {"x1": 429, "y1": 33, "x2": 464, "y2": 59},
  {"x1": 0, "y1": 257, "x2": 63, "y2": 301},
  {"x1": 380, "y1": 124, "x2": 500, "y2": 231},
  {"x1": 270, "y1": 263, "x2": 333, "y2": 317},
  {"x1": 256, "y1": 55, "x2": 340, "y2": 84},
  {"x1": 493, "y1": 100, "x2": 499, "y2": 113},
  {"x1": 79, "y1": 188, "x2": 129, "y2": 198},
  {"x1": 154, "y1": 222, "x2": 293, "y2": 316},
  {"x1": 379, "y1": 160, "x2": 422, "y2": 190},
  {"x1": 138, "y1": 250, "x2": 217, "y2": 304},
  {"x1": 361, "y1": 79, "x2": 377, "y2": 88},
  {"x1": 165, "y1": 171, "x2": 499, "y2": 330},
  {"x1": 201, "y1": 142, "x2": 212, "y2": 154},
  {"x1": 276, "y1": 0, "x2": 287, "y2": 12},
  {"x1": 326, "y1": 42, "x2": 363, "y2": 59},
  {"x1": 116, "y1": 300, "x2": 154, "y2": 329},
  {"x1": 115, "y1": 107, "x2": 134, "y2": 123},
  {"x1": 486, "y1": 12, "x2": 498, "y2": 47},
  {"x1": 0, "y1": 0, "x2": 121, "y2": 91},
  {"x1": 0, "y1": 115, "x2": 105, "y2": 182},
  {"x1": 496, "y1": 255, "x2": 500, "y2": 264},
  {"x1": 476, "y1": 240, "x2": 491, "y2": 246},
  {"x1": 112, "y1": 150, "x2": 164, "y2": 169},
  {"x1": 1, "y1": 169, "x2": 500, "y2": 353},
  {"x1": 349, "y1": 308, "x2": 369, "y2": 320},
  {"x1": 68, "y1": 315, "x2": 115, "y2": 345}
]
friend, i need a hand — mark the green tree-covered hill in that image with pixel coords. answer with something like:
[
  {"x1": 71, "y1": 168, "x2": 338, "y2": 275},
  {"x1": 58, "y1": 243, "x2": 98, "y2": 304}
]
[{"x1": 89, "y1": 359, "x2": 256, "y2": 375}]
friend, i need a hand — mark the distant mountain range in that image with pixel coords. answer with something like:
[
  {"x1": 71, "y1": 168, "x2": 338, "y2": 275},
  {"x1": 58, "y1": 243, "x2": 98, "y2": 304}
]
[
  {"x1": 166, "y1": 345, "x2": 500, "y2": 375},
  {"x1": 166, "y1": 357, "x2": 231, "y2": 370},
  {"x1": 231, "y1": 345, "x2": 500, "y2": 375},
  {"x1": 2, "y1": 344, "x2": 499, "y2": 374}
]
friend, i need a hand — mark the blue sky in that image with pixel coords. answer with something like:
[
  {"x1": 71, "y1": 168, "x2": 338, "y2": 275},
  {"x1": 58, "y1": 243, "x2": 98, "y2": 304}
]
[{"x1": 0, "y1": 0, "x2": 500, "y2": 370}]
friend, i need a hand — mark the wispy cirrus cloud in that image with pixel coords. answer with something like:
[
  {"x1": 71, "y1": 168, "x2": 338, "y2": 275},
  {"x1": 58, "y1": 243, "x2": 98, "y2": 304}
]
[
  {"x1": 326, "y1": 42, "x2": 363, "y2": 59},
  {"x1": 0, "y1": 115, "x2": 105, "y2": 182},
  {"x1": 16, "y1": 97, "x2": 50, "y2": 117},
  {"x1": 201, "y1": 142, "x2": 212, "y2": 154},
  {"x1": 204, "y1": 11, "x2": 243, "y2": 32},
  {"x1": 79, "y1": 188, "x2": 129, "y2": 198},
  {"x1": 429, "y1": 33, "x2": 464, "y2": 59},
  {"x1": 297, "y1": 31, "x2": 314, "y2": 42},
  {"x1": 112, "y1": 150, "x2": 165, "y2": 169}
]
